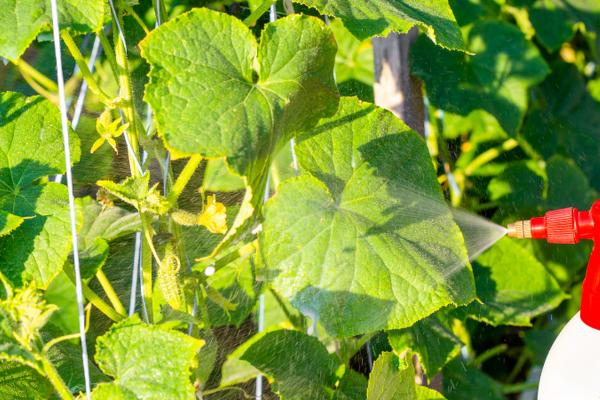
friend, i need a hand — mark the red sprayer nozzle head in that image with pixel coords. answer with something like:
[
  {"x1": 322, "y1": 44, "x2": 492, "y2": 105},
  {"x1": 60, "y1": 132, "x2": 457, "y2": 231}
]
[
  {"x1": 507, "y1": 207, "x2": 595, "y2": 243},
  {"x1": 507, "y1": 200, "x2": 600, "y2": 330}
]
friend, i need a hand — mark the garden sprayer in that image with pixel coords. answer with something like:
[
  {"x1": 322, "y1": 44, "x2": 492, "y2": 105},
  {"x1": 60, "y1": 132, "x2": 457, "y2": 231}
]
[{"x1": 507, "y1": 200, "x2": 600, "y2": 399}]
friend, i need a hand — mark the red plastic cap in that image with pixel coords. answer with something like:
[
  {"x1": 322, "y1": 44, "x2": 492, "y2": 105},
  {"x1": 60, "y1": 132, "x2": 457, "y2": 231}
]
[{"x1": 544, "y1": 208, "x2": 578, "y2": 244}]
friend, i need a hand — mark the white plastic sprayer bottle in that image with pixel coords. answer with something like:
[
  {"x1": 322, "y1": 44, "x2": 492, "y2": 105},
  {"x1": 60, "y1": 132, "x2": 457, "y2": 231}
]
[
  {"x1": 507, "y1": 201, "x2": 600, "y2": 399},
  {"x1": 538, "y1": 312, "x2": 600, "y2": 399}
]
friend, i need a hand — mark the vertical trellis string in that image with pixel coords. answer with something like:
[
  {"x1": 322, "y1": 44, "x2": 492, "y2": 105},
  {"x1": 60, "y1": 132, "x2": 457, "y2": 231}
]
[
  {"x1": 256, "y1": 6, "x2": 278, "y2": 398},
  {"x1": 48, "y1": 0, "x2": 92, "y2": 398}
]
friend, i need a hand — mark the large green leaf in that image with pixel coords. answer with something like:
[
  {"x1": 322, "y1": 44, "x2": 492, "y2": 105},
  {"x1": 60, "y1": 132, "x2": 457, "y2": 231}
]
[
  {"x1": 412, "y1": 20, "x2": 549, "y2": 137},
  {"x1": 261, "y1": 97, "x2": 475, "y2": 337},
  {"x1": 417, "y1": 386, "x2": 447, "y2": 400},
  {"x1": 222, "y1": 329, "x2": 338, "y2": 400},
  {"x1": 488, "y1": 161, "x2": 546, "y2": 214},
  {"x1": 449, "y1": 0, "x2": 500, "y2": 26},
  {"x1": 44, "y1": 272, "x2": 78, "y2": 333},
  {"x1": 367, "y1": 352, "x2": 416, "y2": 400},
  {"x1": 45, "y1": 333, "x2": 107, "y2": 394},
  {"x1": 296, "y1": 0, "x2": 465, "y2": 50},
  {"x1": 333, "y1": 369, "x2": 367, "y2": 400},
  {"x1": 140, "y1": 8, "x2": 338, "y2": 177},
  {"x1": 461, "y1": 237, "x2": 567, "y2": 326},
  {"x1": 524, "y1": 0, "x2": 600, "y2": 52},
  {"x1": 73, "y1": 197, "x2": 141, "y2": 280},
  {"x1": 0, "y1": 360, "x2": 52, "y2": 400},
  {"x1": 443, "y1": 359, "x2": 504, "y2": 400},
  {"x1": 388, "y1": 314, "x2": 463, "y2": 376},
  {"x1": 528, "y1": 0, "x2": 576, "y2": 51},
  {"x1": 92, "y1": 315, "x2": 204, "y2": 400},
  {"x1": 0, "y1": 92, "x2": 80, "y2": 289},
  {"x1": 205, "y1": 255, "x2": 259, "y2": 327},
  {"x1": 0, "y1": 211, "x2": 23, "y2": 237},
  {"x1": 78, "y1": 197, "x2": 140, "y2": 248},
  {"x1": 0, "y1": 0, "x2": 107, "y2": 60},
  {"x1": 201, "y1": 158, "x2": 245, "y2": 193}
]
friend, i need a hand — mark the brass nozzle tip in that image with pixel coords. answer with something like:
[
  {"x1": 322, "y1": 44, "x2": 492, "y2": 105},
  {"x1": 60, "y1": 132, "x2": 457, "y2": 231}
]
[{"x1": 507, "y1": 220, "x2": 532, "y2": 239}]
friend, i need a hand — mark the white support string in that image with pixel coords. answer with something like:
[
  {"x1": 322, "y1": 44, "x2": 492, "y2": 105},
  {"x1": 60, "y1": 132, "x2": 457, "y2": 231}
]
[
  {"x1": 49, "y1": 0, "x2": 92, "y2": 398},
  {"x1": 256, "y1": 7, "x2": 277, "y2": 399},
  {"x1": 283, "y1": 1, "x2": 299, "y2": 177},
  {"x1": 107, "y1": 0, "x2": 128, "y2": 53},
  {"x1": 129, "y1": 231, "x2": 142, "y2": 316}
]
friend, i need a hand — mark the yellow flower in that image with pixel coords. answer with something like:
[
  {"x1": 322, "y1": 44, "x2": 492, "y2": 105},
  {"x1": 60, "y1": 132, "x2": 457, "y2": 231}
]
[
  {"x1": 91, "y1": 109, "x2": 128, "y2": 154},
  {"x1": 197, "y1": 195, "x2": 227, "y2": 234}
]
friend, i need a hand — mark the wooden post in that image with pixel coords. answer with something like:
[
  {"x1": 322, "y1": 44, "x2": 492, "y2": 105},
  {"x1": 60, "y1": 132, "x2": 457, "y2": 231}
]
[{"x1": 373, "y1": 27, "x2": 425, "y2": 136}]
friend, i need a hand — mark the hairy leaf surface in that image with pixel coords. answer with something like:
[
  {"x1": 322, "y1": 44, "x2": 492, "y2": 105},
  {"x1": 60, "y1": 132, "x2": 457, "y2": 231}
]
[
  {"x1": 0, "y1": 360, "x2": 52, "y2": 400},
  {"x1": 367, "y1": 352, "x2": 415, "y2": 400},
  {"x1": 0, "y1": 0, "x2": 106, "y2": 60},
  {"x1": 222, "y1": 329, "x2": 338, "y2": 400},
  {"x1": 296, "y1": 0, "x2": 465, "y2": 50},
  {"x1": 140, "y1": 8, "x2": 338, "y2": 177},
  {"x1": 261, "y1": 97, "x2": 475, "y2": 337},
  {"x1": 93, "y1": 315, "x2": 204, "y2": 400},
  {"x1": 388, "y1": 314, "x2": 462, "y2": 376},
  {"x1": 461, "y1": 237, "x2": 567, "y2": 326},
  {"x1": 0, "y1": 92, "x2": 80, "y2": 289}
]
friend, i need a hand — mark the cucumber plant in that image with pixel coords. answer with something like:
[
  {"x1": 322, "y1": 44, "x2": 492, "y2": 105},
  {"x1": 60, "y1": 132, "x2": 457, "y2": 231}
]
[{"x1": 0, "y1": 0, "x2": 598, "y2": 399}]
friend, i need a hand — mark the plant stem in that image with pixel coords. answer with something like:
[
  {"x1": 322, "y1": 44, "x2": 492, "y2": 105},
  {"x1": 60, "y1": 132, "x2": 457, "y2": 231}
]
[
  {"x1": 17, "y1": 68, "x2": 58, "y2": 104},
  {"x1": 243, "y1": 0, "x2": 274, "y2": 26},
  {"x1": 97, "y1": 30, "x2": 119, "y2": 79},
  {"x1": 140, "y1": 214, "x2": 159, "y2": 322},
  {"x1": 64, "y1": 267, "x2": 125, "y2": 322},
  {"x1": 141, "y1": 216, "x2": 162, "y2": 265},
  {"x1": 202, "y1": 386, "x2": 253, "y2": 399},
  {"x1": 463, "y1": 138, "x2": 519, "y2": 177},
  {"x1": 14, "y1": 58, "x2": 58, "y2": 91},
  {"x1": 43, "y1": 332, "x2": 81, "y2": 353},
  {"x1": 167, "y1": 155, "x2": 202, "y2": 206},
  {"x1": 113, "y1": 11, "x2": 143, "y2": 177},
  {"x1": 507, "y1": 349, "x2": 530, "y2": 382},
  {"x1": 502, "y1": 382, "x2": 538, "y2": 395},
  {"x1": 40, "y1": 355, "x2": 74, "y2": 400},
  {"x1": 472, "y1": 343, "x2": 508, "y2": 368},
  {"x1": 141, "y1": 234, "x2": 154, "y2": 323},
  {"x1": 124, "y1": 5, "x2": 151, "y2": 34},
  {"x1": 96, "y1": 269, "x2": 127, "y2": 316},
  {"x1": 196, "y1": 285, "x2": 212, "y2": 330},
  {"x1": 61, "y1": 31, "x2": 111, "y2": 104}
]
